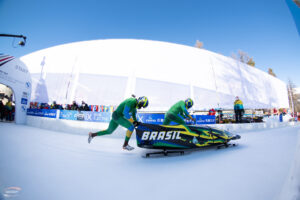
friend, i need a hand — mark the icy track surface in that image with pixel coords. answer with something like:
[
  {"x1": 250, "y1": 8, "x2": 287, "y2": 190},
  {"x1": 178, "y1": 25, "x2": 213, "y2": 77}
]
[{"x1": 0, "y1": 123, "x2": 299, "y2": 200}]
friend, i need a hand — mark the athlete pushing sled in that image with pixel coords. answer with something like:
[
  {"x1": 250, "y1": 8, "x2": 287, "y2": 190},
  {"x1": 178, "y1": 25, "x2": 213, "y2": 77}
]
[
  {"x1": 88, "y1": 96, "x2": 149, "y2": 151},
  {"x1": 163, "y1": 98, "x2": 196, "y2": 125}
]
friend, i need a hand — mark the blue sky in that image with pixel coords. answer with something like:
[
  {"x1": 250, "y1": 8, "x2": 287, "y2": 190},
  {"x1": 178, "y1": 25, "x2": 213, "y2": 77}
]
[{"x1": 0, "y1": 0, "x2": 299, "y2": 86}]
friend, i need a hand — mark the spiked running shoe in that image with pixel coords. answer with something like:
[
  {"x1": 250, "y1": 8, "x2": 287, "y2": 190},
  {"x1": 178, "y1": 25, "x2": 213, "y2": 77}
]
[
  {"x1": 123, "y1": 145, "x2": 134, "y2": 151},
  {"x1": 88, "y1": 132, "x2": 93, "y2": 144}
]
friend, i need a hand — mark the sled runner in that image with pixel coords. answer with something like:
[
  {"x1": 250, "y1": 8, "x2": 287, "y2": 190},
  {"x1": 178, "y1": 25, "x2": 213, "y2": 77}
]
[{"x1": 135, "y1": 123, "x2": 241, "y2": 157}]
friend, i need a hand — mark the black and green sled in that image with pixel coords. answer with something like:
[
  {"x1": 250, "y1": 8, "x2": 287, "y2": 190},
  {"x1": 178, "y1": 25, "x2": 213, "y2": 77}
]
[{"x1": 135, "y1": 123, "x2": 241, "y2": 152}]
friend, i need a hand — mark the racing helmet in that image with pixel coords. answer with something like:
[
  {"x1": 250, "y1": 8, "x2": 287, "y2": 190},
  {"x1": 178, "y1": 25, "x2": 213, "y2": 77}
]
[
  {"x1": 185, "y1": 98, "x2": 194, "y2": 109},
  {"x1": 137, "y1": 96, "x2": 149, "y2": 109}
]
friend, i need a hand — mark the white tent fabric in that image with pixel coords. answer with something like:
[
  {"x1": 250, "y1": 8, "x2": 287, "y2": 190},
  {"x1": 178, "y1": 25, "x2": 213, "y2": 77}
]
[{"x1": 20, "y1": 39, "x2": 289, "y2": 111}]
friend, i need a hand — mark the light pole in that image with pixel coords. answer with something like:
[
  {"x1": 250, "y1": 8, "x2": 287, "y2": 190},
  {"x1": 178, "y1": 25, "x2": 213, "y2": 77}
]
[{"x1": 0, "y1": 33, "x2": 27, "y2": 46}]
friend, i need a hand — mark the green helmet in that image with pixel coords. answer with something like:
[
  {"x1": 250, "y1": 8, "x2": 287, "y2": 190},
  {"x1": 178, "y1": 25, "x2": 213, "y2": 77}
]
[
  {"x1": 137, "y1": 96, "x2": 149, "y2": 109},
  {"x1": 185, "y1": 98, "x2": 194, "y2": 109}
]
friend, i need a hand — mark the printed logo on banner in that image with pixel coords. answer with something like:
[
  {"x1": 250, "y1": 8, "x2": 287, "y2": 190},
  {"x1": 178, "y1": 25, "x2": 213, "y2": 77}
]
[
  {"x1": 141, "y1": 131, "x2": 181, "y2": 141},
  {"x1": 22, "y1": 92, "x2": 28, "y2": 98},
  {"x1": 76, "y1": 111, "x2": 85, "y2": 121},
  {"x1": 59, "y1": 110, "x2": 77, "y2": 120},
  {"x1": 84, "y1": 112, "x2": 92, "y2": 121},
  {"x1": 195, "y1": 115, "x2": 216, "y2": 124},
  {"x1": 21, "y1": 105, "x2": 26, "y2": 112},
  {"x1": 0, "y1": 54, "x2": 14, "y2": 67},
  {"x1": 15, "y1": 65, "x2": 28, "y2": 73},
  {"x1": 137, "y1": 114, "x2": 144, "y2": 122},
  {"x1": 92, "y1": 112, "x2": 111, "y2": 122},
  {"x1": 25, "y1": 82, "x2": 31, "y2": 89},
  {"x1": 137, "y1": 113, "x2": 165, "y2": 124},
  {"x1": 27, "y1": 109, "x2": 57, "y2": 118},
  {"x1": 61, "y1": 111, "x2": 72, "y2": 119},
  {"x1": 138, "y1": 113, "x2": 215, "y2": 125},
  {"x1": 21, "y1": 98, "x2": 28, "y2": 105},
  {"x1": 58, "y1": 110, "x2": 112, "y2": 122}
]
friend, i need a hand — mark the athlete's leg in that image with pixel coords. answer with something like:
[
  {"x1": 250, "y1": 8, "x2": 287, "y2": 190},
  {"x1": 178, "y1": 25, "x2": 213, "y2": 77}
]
[
  {"x1": 237, "y1": 110, "x2": 242, "y2": 123},
  {"x1": 123, "y1": 129, "x2": 134, "y2": 150},
  {"x1": 88, "y1": 119, "x2": 119, "y2": 143},
  {"x1": 115, "y1": 116, "x2": 134, "y2": 137},
  {"x1": 235, "y1": 110, "x2": 239, "y2": 123},
  {"x1": 124, "y1": 118, "x2": 135, "y2": 143},
  {"x1": 97, "y1": 120, "x2": 119, "y2": 136},
  {"x1": 113, "y1": 116, "x2": 135, "y2": 149},
  {"x1": 90, "y1": 119, "x2": 119, "y2": 137}
]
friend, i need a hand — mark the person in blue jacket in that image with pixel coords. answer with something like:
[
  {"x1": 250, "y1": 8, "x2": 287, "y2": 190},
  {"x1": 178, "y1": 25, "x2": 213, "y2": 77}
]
[{"x1": 234, "y1": 96, "x2": 244, "y2": 123}]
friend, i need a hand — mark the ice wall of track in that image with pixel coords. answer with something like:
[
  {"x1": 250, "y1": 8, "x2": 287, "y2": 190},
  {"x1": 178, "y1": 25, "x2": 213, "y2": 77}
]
[
  {"x1": 24, "y1": 116, "x2": 300, "y2": 199},
  {"x1": 26, "y1": 115, "x2": 298, "y2": 136}
]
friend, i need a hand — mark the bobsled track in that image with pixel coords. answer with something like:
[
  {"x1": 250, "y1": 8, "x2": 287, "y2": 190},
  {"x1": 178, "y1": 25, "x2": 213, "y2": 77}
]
[{"x1": 0, "y1": 122, "x2": 300, "y2": 200}]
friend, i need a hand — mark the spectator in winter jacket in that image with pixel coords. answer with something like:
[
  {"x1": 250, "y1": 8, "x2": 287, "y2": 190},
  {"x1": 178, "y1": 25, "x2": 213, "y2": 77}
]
[
  {"x1": 79, "y1": 101, "x2": 90, "y2": 111},
  {"x1": 273, "y1": 108, "x2": 278, "y2": 115},
  {"x1": 71, "y1": 101, "x2": 79, "y2": 110},
  {"x1": 5, "y1": 100, "x2": 13, "y2": 121},
  {"x1": 50, "y1": 101, "x2": 59, "y2": 109},
  {"x1": 0, "y1": 99, "x2": 4, "y2": 121},
  {"x1": 234, "y1": 96, "x2": 244, "y2": 123},
  {"x1": 208, "y1": 108, "x2": 216, "y2": 116},
  {"x1": 216, "y1": 109, "x2": 224, "y2": 123}
]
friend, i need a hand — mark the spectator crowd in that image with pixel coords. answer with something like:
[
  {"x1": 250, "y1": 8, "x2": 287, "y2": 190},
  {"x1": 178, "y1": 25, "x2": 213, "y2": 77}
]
[
  {"x1": 29, "y1": 100, "x2": 115, "y2": 113},
  {"x1": 2, "y1": 96, "x2": 295, "y2": 123},
  {"x1": 0, "y1": 96, "x2": 15, "y2": 122}
]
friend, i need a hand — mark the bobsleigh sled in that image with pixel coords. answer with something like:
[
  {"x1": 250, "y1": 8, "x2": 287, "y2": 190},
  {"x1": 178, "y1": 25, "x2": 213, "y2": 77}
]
[{"x1": 135, "y1": 123, "x2": 241, "y2": 157}]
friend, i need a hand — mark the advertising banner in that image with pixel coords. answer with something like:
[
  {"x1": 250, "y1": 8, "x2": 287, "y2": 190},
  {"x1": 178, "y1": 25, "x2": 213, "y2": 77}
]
[
  {"x1": 136, "y1": 113, "x2": 165, "y2": 124},
  {"x1": 27, "y1": 109, "x2": 215, "y2": 124},
  {"x1": 137, "y1": 113, "x2": 216, "y2": 125},
  {"x1": 21, "y1": 98, "x2": 28, "y2": 105},
  {"x1": 194, "y1": 115, "x2": 216, "y2": 125},
  {"x1": 27, "y1": 108, "x2": 57, "y2": 118},
  {"x1": 59, "y1": 110, "x2": 111, "y2": 122}
]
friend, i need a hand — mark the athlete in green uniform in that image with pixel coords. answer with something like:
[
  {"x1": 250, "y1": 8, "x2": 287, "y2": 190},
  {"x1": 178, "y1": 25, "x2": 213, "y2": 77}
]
[
  {"x1": 163, "y1": 98, "x2": 195, "y2": 125},
  {"x1": 88, "y1": 96, "x2": 149, "y2": 150}
]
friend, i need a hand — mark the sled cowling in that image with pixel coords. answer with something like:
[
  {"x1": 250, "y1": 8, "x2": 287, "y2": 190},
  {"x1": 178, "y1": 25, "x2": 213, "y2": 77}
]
[{"x1": 135, "y1": 123, "x2": 241, "y2": 150}]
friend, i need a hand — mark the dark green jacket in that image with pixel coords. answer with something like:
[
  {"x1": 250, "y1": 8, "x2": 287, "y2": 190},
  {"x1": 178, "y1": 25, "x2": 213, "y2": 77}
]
[
  {"x1": 166, "y1": 100, "x2": 190, "y2": 118},
  {"x1": 114, "y1": 97, "x2": 137, "y2": 121}
]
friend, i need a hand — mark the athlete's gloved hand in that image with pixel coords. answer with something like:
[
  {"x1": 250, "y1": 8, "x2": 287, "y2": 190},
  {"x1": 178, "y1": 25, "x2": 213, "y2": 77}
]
[{"x1": 133, "y1": 121, "x2": 140, "y2": 127}]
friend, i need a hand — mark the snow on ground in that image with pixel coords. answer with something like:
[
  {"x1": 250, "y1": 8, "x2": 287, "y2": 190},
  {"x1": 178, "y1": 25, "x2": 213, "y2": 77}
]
[{"x1": 0, "y1": 122, "x2": 299, "y2": 200}]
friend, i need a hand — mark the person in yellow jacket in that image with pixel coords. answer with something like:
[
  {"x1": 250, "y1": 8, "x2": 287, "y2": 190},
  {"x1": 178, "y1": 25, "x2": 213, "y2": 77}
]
[
  {"x1": 5, "y1": 100, "x2": 13, "y2": 121},
  {"x1": 234, "y1": 96, "x2": 244, "y2": 123}
]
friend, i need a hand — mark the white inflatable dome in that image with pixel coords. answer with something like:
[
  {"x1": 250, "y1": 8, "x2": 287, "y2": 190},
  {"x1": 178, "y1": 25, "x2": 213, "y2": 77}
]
[{"x1": 20, "y1": 39, "x2": 288, "y2": 111}]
